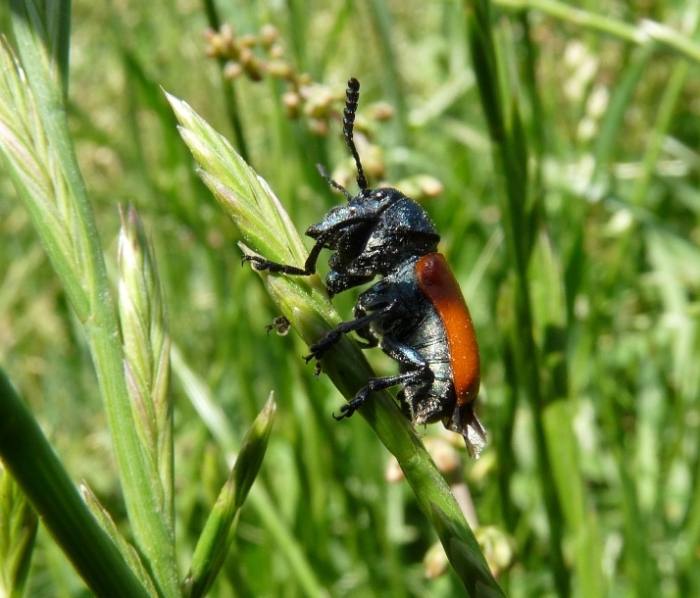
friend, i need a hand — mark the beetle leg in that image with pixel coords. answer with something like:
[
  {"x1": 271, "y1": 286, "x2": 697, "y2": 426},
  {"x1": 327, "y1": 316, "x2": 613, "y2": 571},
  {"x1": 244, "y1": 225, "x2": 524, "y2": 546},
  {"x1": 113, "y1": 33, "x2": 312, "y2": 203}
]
[
  {"x1": 332, "y1": 367, "x2": 430, "y2": 420},
  {"x1": 333, "y1": 336, "x2": 433, "y2": 420},
  {"x1": 304, "y1": 300, "x2": 397, "y2": 362},
  {"x1": 351, "y1": 297, "x2": 379, "y2": 348},
  {"x1": 242, "y1": 235, "x2": 328, "y2": 276},
  {"x1": 354, "y1": 335, "x2": 378, "y2": 349},
  {"x1": 380, "y1": 336, "x2": 433, "y2": 375},
  {"x1": 343, "y1": 274, "x2": 416, "y2": 347}
]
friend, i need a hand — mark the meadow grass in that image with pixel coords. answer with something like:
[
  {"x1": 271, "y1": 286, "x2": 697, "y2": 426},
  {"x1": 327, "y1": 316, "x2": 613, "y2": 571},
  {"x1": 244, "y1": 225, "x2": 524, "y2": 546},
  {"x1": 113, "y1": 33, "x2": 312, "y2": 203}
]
[{"x1": 1, "y1": 0, "x2": 700, "y2": 597}]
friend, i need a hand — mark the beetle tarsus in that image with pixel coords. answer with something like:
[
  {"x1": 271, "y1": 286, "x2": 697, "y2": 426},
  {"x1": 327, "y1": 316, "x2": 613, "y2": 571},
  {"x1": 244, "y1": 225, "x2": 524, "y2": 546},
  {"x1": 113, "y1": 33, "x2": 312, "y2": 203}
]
[
  {"x1": 333, "y1": 387, "x2": 369, "y2": 420},
  {"x1": 265, "y1": 316, "x2": 290, "y2": 335}
]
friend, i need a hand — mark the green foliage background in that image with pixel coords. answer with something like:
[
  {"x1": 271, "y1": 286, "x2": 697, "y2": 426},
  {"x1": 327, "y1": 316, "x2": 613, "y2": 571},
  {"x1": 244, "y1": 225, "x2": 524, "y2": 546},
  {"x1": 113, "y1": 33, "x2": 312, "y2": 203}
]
[{"x1": 1, "y1": 0, "x2": 700, "y2": 596}]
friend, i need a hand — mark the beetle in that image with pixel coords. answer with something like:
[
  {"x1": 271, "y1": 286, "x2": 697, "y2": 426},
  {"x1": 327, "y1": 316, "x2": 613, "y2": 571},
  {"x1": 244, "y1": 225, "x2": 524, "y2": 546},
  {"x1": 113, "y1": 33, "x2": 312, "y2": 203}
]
[{"x1": 244, "y1": 78, "x2": 485, "y2": 457}]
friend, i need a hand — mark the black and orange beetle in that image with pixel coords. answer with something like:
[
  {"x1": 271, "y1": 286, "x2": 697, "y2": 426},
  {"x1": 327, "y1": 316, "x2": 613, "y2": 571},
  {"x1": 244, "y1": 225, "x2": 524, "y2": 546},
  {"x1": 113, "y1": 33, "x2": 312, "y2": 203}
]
[{"x1": 244, "y1": 78, "x2": 485, "y2": 456}]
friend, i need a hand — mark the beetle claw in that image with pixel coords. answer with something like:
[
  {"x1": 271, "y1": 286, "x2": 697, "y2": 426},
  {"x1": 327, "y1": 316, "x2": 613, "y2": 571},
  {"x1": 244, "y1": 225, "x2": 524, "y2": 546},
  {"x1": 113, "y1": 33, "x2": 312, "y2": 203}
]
[{"x1": 332, "y1": 403, "x2": 355, "y2": 421}]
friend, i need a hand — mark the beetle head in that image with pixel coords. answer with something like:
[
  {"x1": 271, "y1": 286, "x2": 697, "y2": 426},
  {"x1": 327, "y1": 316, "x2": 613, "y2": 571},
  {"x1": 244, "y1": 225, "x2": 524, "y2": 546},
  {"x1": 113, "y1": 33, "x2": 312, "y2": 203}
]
[{"x1": 306, "y1": 78, "x2": 439, "y2": 296}]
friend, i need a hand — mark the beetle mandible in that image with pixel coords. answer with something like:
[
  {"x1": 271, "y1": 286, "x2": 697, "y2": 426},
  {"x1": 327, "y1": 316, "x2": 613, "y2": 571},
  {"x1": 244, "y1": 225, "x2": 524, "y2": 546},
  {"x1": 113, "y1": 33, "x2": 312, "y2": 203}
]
[{"x1": 243, "y1": 78, "x2": 485, "y2": 457}]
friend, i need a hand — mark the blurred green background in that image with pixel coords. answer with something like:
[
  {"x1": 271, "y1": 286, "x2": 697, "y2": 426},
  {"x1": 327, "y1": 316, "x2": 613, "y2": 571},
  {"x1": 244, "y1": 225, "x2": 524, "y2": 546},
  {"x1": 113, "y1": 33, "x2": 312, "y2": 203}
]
[{"x1": 1, "y1": 0, "x2": 700, "y2": 596}]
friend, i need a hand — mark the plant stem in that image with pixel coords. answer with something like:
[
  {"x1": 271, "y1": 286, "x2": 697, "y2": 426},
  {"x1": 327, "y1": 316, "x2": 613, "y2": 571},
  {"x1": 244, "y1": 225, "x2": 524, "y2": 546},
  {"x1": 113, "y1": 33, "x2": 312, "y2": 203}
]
[{"x1": 465, "y1": 0, "x2": 570, "y2": 595}]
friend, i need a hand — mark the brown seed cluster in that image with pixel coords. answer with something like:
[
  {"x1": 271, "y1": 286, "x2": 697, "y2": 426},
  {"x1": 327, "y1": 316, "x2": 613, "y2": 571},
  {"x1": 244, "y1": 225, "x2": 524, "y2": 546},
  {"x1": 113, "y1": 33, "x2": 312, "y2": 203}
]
[
  {"x1": 204, "y1": 23, "x2": 442, "y2": 199},
  {"x1": 203, "y1": 24, "x2": 393, "y2": 140}
]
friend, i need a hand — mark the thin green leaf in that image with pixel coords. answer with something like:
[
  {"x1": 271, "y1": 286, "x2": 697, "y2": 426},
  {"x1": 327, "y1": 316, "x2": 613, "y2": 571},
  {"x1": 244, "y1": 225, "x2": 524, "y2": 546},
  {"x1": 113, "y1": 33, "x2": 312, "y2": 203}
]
[
  {"x1": 465, "y1": 1, "x2": 570, "y2": 595},
  {"x1": 184, "y1": 395, "x2": 276, "y2": 598},
  {"x1": 81, "y1": 485, "x2": 159, "y2": 598},
  {"x1": 0, "y1": 468, "x2": 37, "y2": 598},
  {"x1": 592, "y1": 43, "x2": 656, "y2": 184},
  {"x1": 495, "y1": 0, "x2": 700, "y2": 65}
]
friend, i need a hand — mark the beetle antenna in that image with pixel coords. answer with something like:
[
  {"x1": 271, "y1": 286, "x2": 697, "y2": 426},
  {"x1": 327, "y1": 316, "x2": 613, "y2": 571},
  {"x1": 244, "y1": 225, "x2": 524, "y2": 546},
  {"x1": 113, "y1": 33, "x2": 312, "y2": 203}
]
[
  {"x1": 343, "y1": 78, "x2": 368, "y2": 192},
  {"x1": 317, "y1": 164, "x2": 353, "y2": 200}
]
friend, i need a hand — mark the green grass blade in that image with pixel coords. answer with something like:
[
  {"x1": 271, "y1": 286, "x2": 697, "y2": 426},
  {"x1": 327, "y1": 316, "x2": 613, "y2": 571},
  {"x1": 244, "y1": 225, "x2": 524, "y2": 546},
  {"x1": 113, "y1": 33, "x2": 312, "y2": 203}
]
[
  {"x1": 0, "y1": 468, "x2": 37, "y2": 598},
  {"x1": 430, "y1": 504, "x2": 507, "y2": 598},
  {"x1": 81, "y1": 485, "x2": 160, "y2": 598},
  {"x1": 592, "y1": 43, "x2": 656, "y2": 183},
  {"x1": 366, "y1": 0, "x2": 407, "y2": 144},
  {"x1": 494, "y1": 0, "x2": 640, "y2": 43},
  {"x1": 495, "y1": 0, "x2": 700, "y2": 64},
  {"x1": 630, "y1": 60, "x2": 692, "y2": 208},
  {"x1": 184, "y1": 396, "x2": 276, "y2": 598},
  {"x1": 543, "y1": 402, "x2": 605, "y2": 598},
  {"x1": 465, "y1": 1, "x2": 570, "y2": 595},
  {"x1": 0, "y1": 367, "x2": 151, "y2": 598}
]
